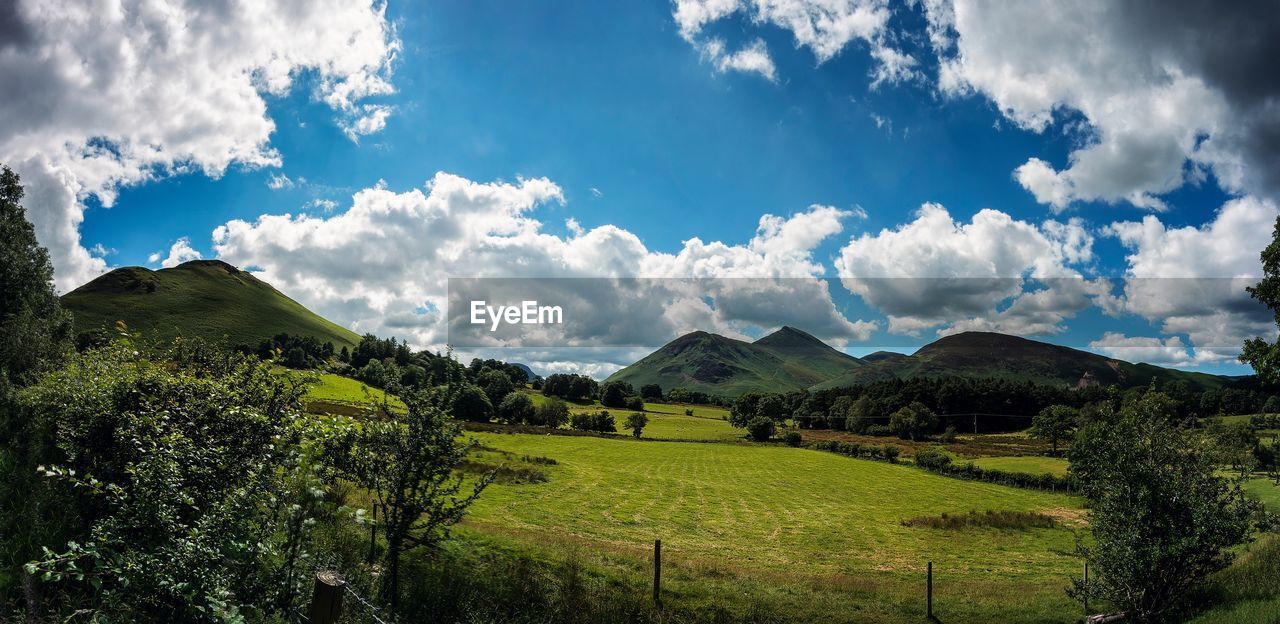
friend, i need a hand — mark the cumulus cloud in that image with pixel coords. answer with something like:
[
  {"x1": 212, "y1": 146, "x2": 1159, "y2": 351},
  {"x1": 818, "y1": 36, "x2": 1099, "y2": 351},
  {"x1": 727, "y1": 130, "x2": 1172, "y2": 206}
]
[
  {"x1": 267, "y1": 173, "x2": 296, "y2": 190},
  {"x1": 0, "y1": 0, "x2": 400, "y2": 291},
  {"x1": 1104, "y1": 196, "x2": 1278, "y2": 358},
  {"x1": 1089, "y1": 332, "x2": 1194, "y2": 367},
  {"x1": 834, "y1": 203, "x2": 1101, "y2": 335},
  {"x1": 925, "y1": 0, "x2": 1280, "y2": 210},
  {"x1": 148, "y1": 237, "x2": 203, "y2": 269},
  {"x1": 673, "y1": 0, "x2": 916, "y2": 86},
  {"x1": 212, "y1": 172, "x2": 875, "y2": 371}
]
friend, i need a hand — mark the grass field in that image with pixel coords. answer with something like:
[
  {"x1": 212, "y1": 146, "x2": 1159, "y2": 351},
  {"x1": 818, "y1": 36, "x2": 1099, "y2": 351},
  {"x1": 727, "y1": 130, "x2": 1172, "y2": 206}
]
[
  {"x1": 1243, "y1": 477, "x2": 1280, "y2": 513},
  {"x1": 521, "y1": 391, "x2": 739, "y2": 441},
  {"x1": 303, "y1": 371, "x2": 406, "y2": 412},
  {"x1": 461, "y1": 431, "x2": 1087, "y2": 622},
  {"x1": 972, "y1": 456, "x2": 1071, "y2": 477}
]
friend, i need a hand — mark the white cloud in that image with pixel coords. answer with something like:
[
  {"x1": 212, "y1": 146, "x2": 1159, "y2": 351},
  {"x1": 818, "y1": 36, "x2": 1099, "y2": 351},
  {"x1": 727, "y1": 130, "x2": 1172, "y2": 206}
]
[
  {"x1": 148, "y1": 237, "x2": 203, "y2": 269},
  {"x1": 835, "y1": 203, "x2": 1100, "y2": 335},
  {"x1": 1104, "y1": 196, "x2": 1278, "y2": 357},
  {"x1": 267, "y1": 173, "x2": 296, "y2": 190},
  {"x1": 925, "y1": 0, "x2": 1280, "y2": 210},
  {"x1": 673, "y1": 0, "x2": 914, "y2": 86},
  {"x1": 701, "y1": 38, "x2": 777, "y2": 81},
  {"x1": 211, "y1": 172, "x2": 875, "y2": 371},
  {"x1": 1089, "y1": 332, "x2": 1194, "y2": 367},
  {"x1": 0, "y1": 0, "x2": 400, "y2": 291}
]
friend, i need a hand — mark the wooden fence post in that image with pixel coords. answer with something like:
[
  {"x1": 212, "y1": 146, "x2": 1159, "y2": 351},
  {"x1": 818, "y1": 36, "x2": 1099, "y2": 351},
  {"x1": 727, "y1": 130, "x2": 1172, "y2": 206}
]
[
  {"x1": 926, "y1": 561, "x2": 933, "y2": 619},
  {"x1": 308, "y1": 570, "x2": 345, "y2": 624},
  {"x1": 653, "y1": 539, "x2": 662, "y2": 607},
  {"x1": 1083, "y1": 561, "x2": 1089, "y2": 614},
  {"x1": 369, "y1": 503, "x2": 378, "y2": 562}
]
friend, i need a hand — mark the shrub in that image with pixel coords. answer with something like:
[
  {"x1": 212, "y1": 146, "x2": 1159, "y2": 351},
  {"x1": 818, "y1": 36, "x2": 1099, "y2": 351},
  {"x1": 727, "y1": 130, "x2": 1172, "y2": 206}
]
[
  {"x1": 914, "y1": 446, "x2": 952, "y2": 470},
  {"x1": 624, "y1": 395, "x2": 645, "y2": 412},
  {"x1": 937, "y1": 425, "x2": 958, "y2": 444},
  {"x1": 497, "y1": 392, "x2": 536, "y2": 424},
  {"x1": 570, "y1": 410, "x2": 616, "y2": 433},
  {"x1": 784, "y1": 431, "x2": 803, "y2": 447},
  {"x1": 866, "y1": 424, "x2": 893, "y2": 436},
  {"x1": 882, "y1": 445, "x2": 902, "y2": 463},
  {"x1": 452, "y1": 383, "x2": 494, "y2": 422},
  {"x1": 531, "y1": 396, "x2": 570, "y2": 428},
  {"x1": 746, "y1": 416, "x2": 776, "y2": 442},
  {"x1": 624, "y1": 412, "x2": 648, "y2": 438},
  {"x1": 684, "y1": 408, "x2": 694, "y2": 416}
]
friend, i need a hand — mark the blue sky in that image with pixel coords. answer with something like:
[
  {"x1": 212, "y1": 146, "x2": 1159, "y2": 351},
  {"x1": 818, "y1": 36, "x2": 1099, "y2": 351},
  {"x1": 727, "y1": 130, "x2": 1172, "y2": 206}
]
[{"x1": 5, "y1": 0, "x2": 1278, "y2": 376}]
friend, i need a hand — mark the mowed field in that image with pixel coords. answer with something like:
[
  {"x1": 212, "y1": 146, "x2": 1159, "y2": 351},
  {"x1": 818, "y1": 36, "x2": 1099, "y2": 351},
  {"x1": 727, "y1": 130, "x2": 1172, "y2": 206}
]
[
  {"x1": 463, "y1": 431, "x2": 1087, "y2": 622},
  {"x1": 972, "y1": 455, "x2": 1071, "y2": 477},
  {"x1": 523, "y1": 390, "x2": 741, "y2": 442}
]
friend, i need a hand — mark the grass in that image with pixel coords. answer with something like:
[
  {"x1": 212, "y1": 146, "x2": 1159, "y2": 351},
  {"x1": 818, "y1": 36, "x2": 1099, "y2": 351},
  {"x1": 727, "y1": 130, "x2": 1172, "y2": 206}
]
[
  {"x1": 971, "y1": 456, "x2": 1071, "y2": 477},
  {"x1": 521, "y1": 391, "x2": 740, "y2": 442},
  {"x1": 901, "y1": 510, "x2": 1058, "y2": 530},
  {"x1": 61, "y1": 260, "x2": 360, "y2": 349},
  {"x1": 460, "y1": 431, "x2": 1088, "y2": 622},
  {"x1": 302, "y1": 371, "x2": 406, "y2": 413},
  {"x1": 1188, "y1": 534, "x2": 1280, "y2": 623},
  {"x1": 1242, "y1": 477, "x2": 1280, "y2": 513}
]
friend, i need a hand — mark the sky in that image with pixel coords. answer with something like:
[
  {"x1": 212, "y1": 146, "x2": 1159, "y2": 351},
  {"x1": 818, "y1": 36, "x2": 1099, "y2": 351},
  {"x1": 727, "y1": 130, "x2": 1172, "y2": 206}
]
[{"x1": 2, "y1": 0, "x2": 1279, "y2": 377}]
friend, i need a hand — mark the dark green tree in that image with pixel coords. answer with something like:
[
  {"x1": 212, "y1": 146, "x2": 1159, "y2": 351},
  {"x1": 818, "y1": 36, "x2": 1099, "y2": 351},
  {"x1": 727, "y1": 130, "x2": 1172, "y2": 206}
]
[
  {"x1": 746, "y1": 416, "x2": 776, "y2": 442},
  {"x1": 624, "y1": 412, "x2": 648, "y2": 438},
  {"x1": 1029, "y1": 404, "x2": 1079, "y2": 455},
  {"x1": 450, "y1": 383, "x2": 493, "y2": 422},
  {"x1": 497, "y1": 392, "x2": 535, "y2": 424},
  {"x1": 1242, "y1": 215, "x2": 1280, "y2": 386},
  {"x1": 888, "y1": 401, "x2": 937, "y2": 441},
  {"x1": 1068, "y1": 389, "x2": 1254, "y2": 622},
  {"x1": 0, "y1": 165, "x2": 72, "y2": 390}
]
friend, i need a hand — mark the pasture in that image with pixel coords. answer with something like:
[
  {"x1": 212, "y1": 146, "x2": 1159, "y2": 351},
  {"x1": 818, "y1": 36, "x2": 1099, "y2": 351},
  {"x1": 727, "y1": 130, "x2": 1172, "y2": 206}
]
[
  {"x1": 972, "y1": 455, "x2": 1071, "y2": 477},
  {"x1": 462, "y1": 431, "x2": 1088, "y2": 622}
]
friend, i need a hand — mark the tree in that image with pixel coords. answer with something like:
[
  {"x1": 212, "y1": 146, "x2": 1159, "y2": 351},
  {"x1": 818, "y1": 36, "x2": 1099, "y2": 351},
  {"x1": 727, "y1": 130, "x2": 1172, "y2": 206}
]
[
  {"x1": 640, "y1": 384, "x2": 663, "y2": 400},
  {"x1": 531, "y1": 396, "x2": 570, "y2": 428},
  {"x1": 599, "y1": 380, "x2": 633, "y2": 408},
  {"x1": 846, "y1": 395, "x2": 873, "y2": 433},
  {"x1": 1030, "y1": 404, "x2": 1079, "y2": 455},
  {"x1": 624, "y1": 395, "x2": 645, "y2": 411},
  {"x1": 888, "y1": 401, "x2": 937, "y2": 441},
  {"x1": 478, "y1": 368, "x2": 515, "y2": 407},
  {"x1": 746, "y1": 416, "x2": 776, "y2": 442},
  {"x1": 450, "y1": 383, "x2": 494, "y2": 422},
  {"x1": 1265, "y1": 395, "x2": 1280, "y2": 414},
  {"x1": 624, "y1": 412, "x2": 648, "y2": 438},
  {"x1": 498, "y1": 392, "x2": 536, "y2": 424},
  {"x1": 0, "y1": 165, "x2": 72, "y2": 390},
  {"x1": 1242, "y1": 215, "x2": 1280, "y2": 386},
  {"x1": 341, "y1": 387, "x2": 492, "y2": 609},
  {"x1": 1067, "y1": 389, "x2": 1254, "y2": 622}
]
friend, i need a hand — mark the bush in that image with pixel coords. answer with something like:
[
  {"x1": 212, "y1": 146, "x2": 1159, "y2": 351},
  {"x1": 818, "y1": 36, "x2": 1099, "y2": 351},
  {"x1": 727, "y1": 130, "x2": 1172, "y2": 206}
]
[
  {"x1": 746, "y1": 416, "x2": 776, "y2": 442},
  {"x1": 866, "y1": 424, "x2": 893, "y2": 436},
  {"x1": 451, "y1": 383, "x2": 494, "y2": 422},
  {"x1": 531, "y1": 396, "x2": 570, "y2": 428},
  {"x1": 570, "y1": 410, "x2": 616, "y2": 433},
  {"x1": 784, "y1": 431, "x2": 803, "y2": 447},
  {"x1": 684, "y1": 408, "x2": 694, "y2": 416},
  {"x1": 937, "y1": 425, "x2": 958, "y2": 444},
  {"x1": 624, "y1": 412, "x2": 648, "y2": 438},
  {"x1": 913, "y1": 446, "x2": 952, "y2": 470},
  {"x1": 882, "y1": 445, "x2": 902, "y2": 463},
  {"x1": 497, "y1": 392, "x2": 536, "y2": 424},
  {"x1": 599, "y1": 380, "x2": 634, "y2": 408},
  {"x1": 624, "y1": 395, "x2": 645, "y2": 412}
]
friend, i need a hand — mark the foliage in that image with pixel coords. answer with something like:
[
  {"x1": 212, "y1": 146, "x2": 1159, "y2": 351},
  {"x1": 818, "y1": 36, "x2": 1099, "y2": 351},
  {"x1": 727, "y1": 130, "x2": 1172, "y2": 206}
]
[
  {"x1": 498, "y1": 392, "x2": 537, "y2": 424},
  {"x1": 599, "y1": 380, "x2": 634, "y2": 408},
  {"x1": 570, "y1": 411, "x2": 616, "y2": 433},
  {"x1": 639, "y1": 384, "x2": 663, "y2": 400},
  {"x1": 451, "y1": 383, "x2": 494, "y2": 422},
  {"x1": 542, "y1": 373, "x2": 599, "y2": 401},
  {"x1": 479, "y1": 368, "x2": 516, "y2": 408},
  {"x1": 1242, "y1": 215, "x2": 1280, "y2": 387},
  {"x1": 14, "y1": 339, "x2": 325, "y2": 622},
  {"x1": 531, "y1": 396, "x2": 571, "y2": 428},
  {"x1": 0, "y1": 165, "x2": 72, "y2": 389},
  {"x1": 745, "y1": 416, "x2": 775, "y2": 441},
  {"x1": 1029, "y1": 404, "x2": 1078, "y2": 454},
  {"x1": 623, "y1": 413, "x2": 648, "y2": 438},
  {"x1": 913, "y1": 446, "x2": 952, "y2": 471},
  {"x1": 1068, "y1": 388, "x2": 1256, "y2": 622},
  {"x1": 328, "y1": 386, "x2": 493, "y2": 609},
  {"x1": 783, "y1": 431, "x2": 802, "y2": 447},
  {"x1": 888, "y1": 401, "x2": 937, "y2": 441}
]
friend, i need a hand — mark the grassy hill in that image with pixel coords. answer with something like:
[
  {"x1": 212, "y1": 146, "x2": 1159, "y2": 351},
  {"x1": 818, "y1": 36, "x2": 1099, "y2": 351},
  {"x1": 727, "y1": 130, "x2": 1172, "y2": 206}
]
[
  {"x1": 813, "y1": 331, "x2": 1226, "y2": 391},
  {"x1": 62, "y1": 259, "x2": 360, "y2": 350},
  {"x1": 605, "y1": 326, "x2": 862, "y2": 396}
]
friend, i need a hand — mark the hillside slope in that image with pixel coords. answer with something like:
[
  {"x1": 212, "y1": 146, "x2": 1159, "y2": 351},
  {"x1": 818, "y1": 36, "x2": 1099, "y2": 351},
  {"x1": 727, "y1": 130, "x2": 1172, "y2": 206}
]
[
  {"x1": 812, "y1": 331, "x2": 1225, "y2": 391},
  {"x1": 606, "y1": 326, "x2": 862, "y2": 396},
  {"x1": 62, "y1": 260, "x2": 360, "y2": 350}
]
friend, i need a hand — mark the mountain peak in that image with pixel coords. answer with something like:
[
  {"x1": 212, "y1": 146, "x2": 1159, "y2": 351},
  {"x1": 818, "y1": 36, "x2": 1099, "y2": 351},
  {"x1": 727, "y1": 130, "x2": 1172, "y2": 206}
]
[{"x1": 754, "y1": 325, "x2": 828, "y2": 349}]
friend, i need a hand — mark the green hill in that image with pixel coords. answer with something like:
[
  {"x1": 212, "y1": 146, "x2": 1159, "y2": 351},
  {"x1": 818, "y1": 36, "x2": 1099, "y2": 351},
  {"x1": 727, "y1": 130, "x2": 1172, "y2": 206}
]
[
  {"x1": 605, "y1": 326, "x2": 862, "y2": 396},
  {"x1": 62, "y1": 260, "x2": 360, "y2": 350},
  {"x1": 813, "y1": 331, "x2": 1226, "y2": 391}
]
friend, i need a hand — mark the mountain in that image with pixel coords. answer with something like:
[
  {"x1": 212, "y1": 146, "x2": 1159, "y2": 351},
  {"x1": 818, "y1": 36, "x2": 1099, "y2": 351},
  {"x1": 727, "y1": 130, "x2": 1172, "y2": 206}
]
[
  {"x1": 62, "y1": 260, "x2": 360, "y2": 350},
  {"x1": 812, "y1": 331, "x2": 1226, "y2": 391},
  {"x1": 605, "y1": 326, "x2": 862, "y2": 396}
]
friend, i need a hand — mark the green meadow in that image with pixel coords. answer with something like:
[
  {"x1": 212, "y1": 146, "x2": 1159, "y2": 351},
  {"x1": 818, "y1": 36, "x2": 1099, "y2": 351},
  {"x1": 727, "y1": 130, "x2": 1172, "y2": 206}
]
[{"x1": 972, "y1": 455, "x2": 1071, "y2": 477}]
